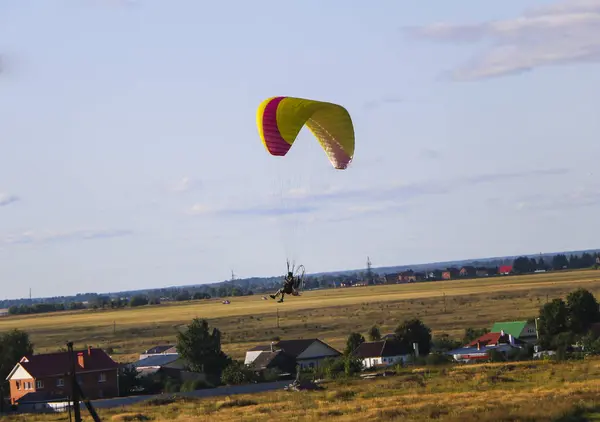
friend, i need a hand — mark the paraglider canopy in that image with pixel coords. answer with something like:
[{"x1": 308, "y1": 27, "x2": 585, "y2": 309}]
[{"x1": 256, "y1": 96, "x2": 355, "y2": 170}]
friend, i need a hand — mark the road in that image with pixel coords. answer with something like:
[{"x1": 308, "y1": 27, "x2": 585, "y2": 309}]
[{"x1": 89, "y1": 380, "x2": 291, "y2": 409}]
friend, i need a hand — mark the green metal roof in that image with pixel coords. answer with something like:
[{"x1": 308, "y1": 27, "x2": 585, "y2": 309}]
[{"x1": 490, "y1": 321, "x2": 528, "y2": 337}]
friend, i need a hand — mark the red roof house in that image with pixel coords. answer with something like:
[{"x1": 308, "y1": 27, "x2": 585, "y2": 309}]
[
  {"x1": 499, "y1": 265, "x2": 513, "y2": 275},
  {"x1": 6, "y1": 346, "x2": 119, "y2": 405}
]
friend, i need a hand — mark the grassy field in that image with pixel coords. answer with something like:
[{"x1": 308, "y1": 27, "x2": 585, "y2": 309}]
[
  {"x1": 1, "y1": 269, "x2": 600, "y2": 362},
  {"x1": 7, "y1": 358, "x2": 600, "y2": 421}
]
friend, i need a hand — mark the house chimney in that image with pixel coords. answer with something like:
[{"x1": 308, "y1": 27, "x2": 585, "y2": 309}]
[
  {"x1": 500, "y1": 329, "x2": 505, "y2": 337},
  {"x1": 509, "y1": 334, "x2": 514, "y2": 346},
  {"x1": 476, "y1": 341, "x2": 481, "y2": 351},
  {"x1": 77, "y1": 352, "x2": 84, "y2": 368},
  {"x1": 270, "y1": 342, "x2": 274, "y2": 352},
  {"x1": 88, "y1": 345, "x2": 92, "y2": 356}
]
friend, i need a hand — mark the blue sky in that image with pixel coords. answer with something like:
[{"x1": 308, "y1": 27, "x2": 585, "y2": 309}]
[{"x1": 1, "y1": 0, "x2": 600, "y2": 299}]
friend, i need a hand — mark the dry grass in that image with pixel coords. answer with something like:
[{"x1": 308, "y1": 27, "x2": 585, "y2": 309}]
[
  {"x1": 1, "y1": 269, "x2": 600, "y2": 362},
  {"x1": 7, "y1": 358, "x2": 600, "y2": 421}
]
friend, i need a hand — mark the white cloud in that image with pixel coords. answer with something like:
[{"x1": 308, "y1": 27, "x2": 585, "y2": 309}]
[
  {"x1": 185, "y1": 167, "x2": 568, "y2": 221},
  {"x1": 407, "y1": 0, "x2": 600, "y2": 80},
  {"x1": 514, "y1": 185, "x2": 600, "y2": 212},
  {"x1": 187, "y1": 204, "x2": 212, "y2": 215},
  {"x1": 0, "y1": 193, "x2": 19, "y2": 207},
  {"x1": 172, "y1": 176, "x2": 201, "y2": 193},
  {"x1": 2, "y1": 228, "x2": 133, "y2": 245}
]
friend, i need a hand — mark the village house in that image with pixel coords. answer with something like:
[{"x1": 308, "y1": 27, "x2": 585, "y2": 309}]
[
  {"x1": 499, "y1": 265, "x2": 513, "y2": 275},
  {"x1": 446, "y1": 331, "x2": 524, "y2": 363},
  {"x1": 459, "y1": 266, "x2": 477, "y2": 277},
  {"x1": 6, "y1": 347, "x2": 119, "y2": 406},
  {"x1": 399, "y1": 271, "x2": 416, "y2": 283},
  {"x1": 475, "y1": 267, "x2": 490, "y2": 277},
  {"x1": 139, "y1": 344, "x2": 177, "y2": 360},
  {"x1": 381, "y1": 273, "x2": 401, "y2": 284},
  {"x1": 246, "y1": 348, "x2": 297, "y2": 376},
  {"x1": 352, "y1": 339, "x2": 412, "y2": 369},
  {"x1": 245, "y1": 339, "x2": 341, "y2": 371},
  {"x1": 490, "y1": 320, "x2": 537, "y2": 343},
  {"x1": 131, "y1": 353, "x2": 206, "y2": 384}
]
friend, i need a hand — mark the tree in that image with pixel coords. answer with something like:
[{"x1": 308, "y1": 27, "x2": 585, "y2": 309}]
[
  {"x1": 367, "y1": 325, "x2": 381, "y2": 341},
  {"x1": 221, "y1": 360, "x2": 256, "y2": 385},
  {"x1": 129, "y1": 295, "x2": 148, "y2": 307},
  {"x1": 118, "y1": 364, "x2": 141, "y2": 396},
  {"x1": 394, "y1": 318, "x2": 432, "y2": 356},
  {"x1": 513, "y1": 256, "x2": 535, "y2": 274},
  {"x1": 176, "y1": 318, "x2": 230, "y2": 383},
  {"x1": 175, "y1": 290, "x2": 191, "y2": 301},
  {"x1": 537, "y1": 298, "x2": 569, "y2": 348},
  {"x1": 0, "y1": 329, "x2": 34, "y2": 412},
  {"x1": 344, "y1": 332, "x2": 365, "y2": 355},
  {"x1": 463, "y1": 327, "x2": 490, "y2": 344},
  {"x1": 552, "y1": 254, "x2": 569, "y2": 270},
  {"x1": 580, "y1": 253, "x2": 595, "y2": 268},
  {"x1": 566, "y1": 288, "x2": 600, "y2": 334}
]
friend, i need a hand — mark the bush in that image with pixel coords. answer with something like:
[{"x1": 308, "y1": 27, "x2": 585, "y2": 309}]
[
  {"x1": 163, "y1": 378, "x2": 181, "y2": 393},
  {"x1": 425, "y1": 352, "x2": 453, "y2": 366},
  {"x1": 488, "y1": 349, "x2": 506, "y2": 362},
  {"x1": 180, "y1": 379, "x2": 210, "y2": 392},
  {"x1": 221, "y1": 360, "x2": 257, "y2": 385},
  {"x1": 313, "y1": 355, "x2": 362, "y2": 380},
  {"x1": 261, "y1": 368, "x2": 282, "y2": 382}
]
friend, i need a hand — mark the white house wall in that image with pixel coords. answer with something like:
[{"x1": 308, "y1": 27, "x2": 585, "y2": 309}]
[
  {"x1": 362, "y1": 357, "x2": 382, "y2": 368},
  {"x1": 9, "y1": 365, "x2": 32, "y2": 381},
  {"x1": 362, "y1": 355, "x2": 410, "y2": 369},
  {"x1": 244, "y1": 351, "x2": 263, "y2": 365},
  {"x1": 296, "y1": 342, "x2": 339, "y2": 360}
]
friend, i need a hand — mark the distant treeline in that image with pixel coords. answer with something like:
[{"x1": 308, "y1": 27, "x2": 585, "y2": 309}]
[
  {"x1": 8, "y1": 302, "x2": 86, "y2": 315},
  {"x1": 511, "y1": 253, "x2": 599, "y2": 273},
  {"x1": 2, "y1": 250, "x2": 600, "y2": 317}
]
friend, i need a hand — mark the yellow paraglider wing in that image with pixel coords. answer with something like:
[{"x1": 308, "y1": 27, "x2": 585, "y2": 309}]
[{"x1": 256, "y1": 96, "x2": 355, "y2": 169}]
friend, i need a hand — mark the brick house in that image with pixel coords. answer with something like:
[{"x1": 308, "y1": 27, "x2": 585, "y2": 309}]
[
  {"x1": 6, "y1": 346, "x2": 119, "y2": 405},
  {"x1": 399, "y1": 271, "x2": 417, "y2": 283}
]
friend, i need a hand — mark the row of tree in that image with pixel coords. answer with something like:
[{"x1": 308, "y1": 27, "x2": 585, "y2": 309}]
[
  {"x1": 512, "y1": 252, "x2": 600, "y2": 274},
  {"x1": 7, "y1": 302, "x2": 86, "y2": 315}
]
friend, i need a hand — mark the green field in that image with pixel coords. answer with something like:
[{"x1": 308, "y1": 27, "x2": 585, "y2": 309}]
[{"x1": 1, "y1": 269, "x2": 600, "y2": 362}]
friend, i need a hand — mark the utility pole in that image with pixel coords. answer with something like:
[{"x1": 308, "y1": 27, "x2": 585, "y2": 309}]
[
  {"x1": 276, "y1": 308, "x2": 280, "y2": 328},
  {"x1": 67, "y1": 342, "x2": 81, "y2": 422},
  {"x1": 366, "y1": 256, "x2": 374, "y2": 285}
]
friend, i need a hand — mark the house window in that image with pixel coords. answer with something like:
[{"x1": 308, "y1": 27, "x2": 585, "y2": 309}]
[
  {"x1": 57, "y1": 378, "x2": 64, "y2": 387},
  {"x1": 98, "y1": 372, "x2": 106, "y2": 383},
  {"x1": 16, "y1": 381, "x2": 21, "y2": 390},
  {"x1": 25, "y1": 381, "x2": 32, "y2": 390},
  {"x1": 36, "y1": 380, "x2": 44, "y2": 389},
  {"x1": 309, "y1": 363, "x2": 314, "y2": 369}
]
